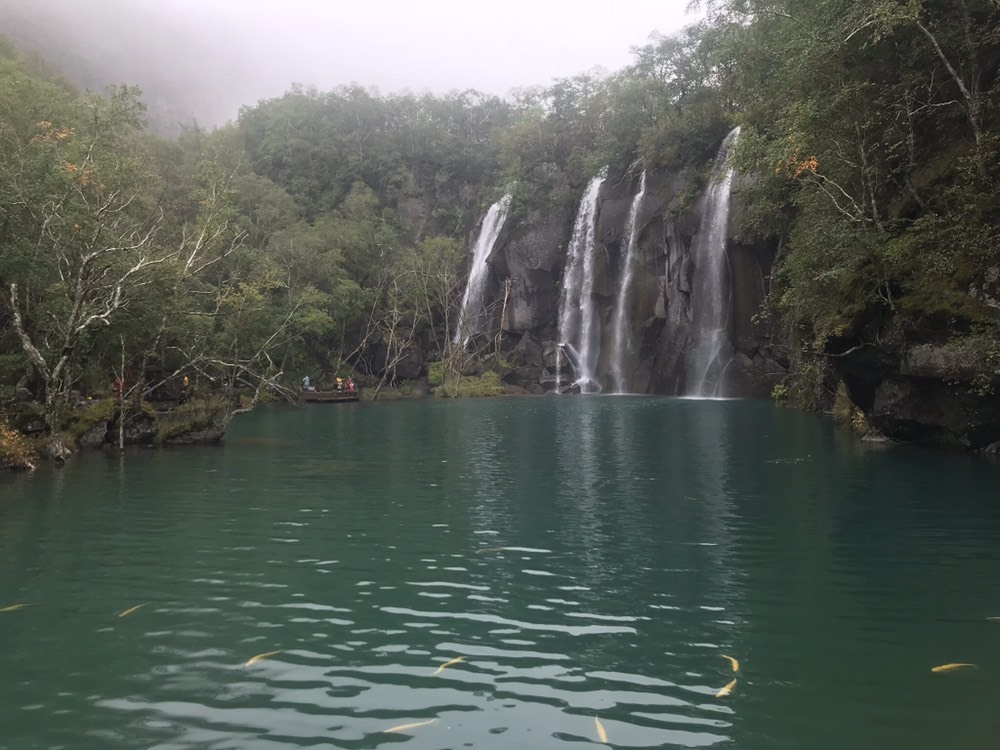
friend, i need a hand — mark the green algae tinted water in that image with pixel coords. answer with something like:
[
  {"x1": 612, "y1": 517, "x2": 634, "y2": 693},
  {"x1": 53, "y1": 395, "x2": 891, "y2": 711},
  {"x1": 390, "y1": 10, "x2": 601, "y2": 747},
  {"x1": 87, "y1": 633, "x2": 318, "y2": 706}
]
[{"x1": 2, "y1": 397, "x2": 1000, "y2": 750}]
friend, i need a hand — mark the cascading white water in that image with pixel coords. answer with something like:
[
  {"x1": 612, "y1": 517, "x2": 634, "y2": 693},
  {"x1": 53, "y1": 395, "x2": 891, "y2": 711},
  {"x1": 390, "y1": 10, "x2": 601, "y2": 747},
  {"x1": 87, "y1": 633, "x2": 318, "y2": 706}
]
[
  {"x1": 686, "y1": 127, "x2": 741, "y2": 397},
  {"x1": 453, "y1": 194, "x2": 512, "y2": 347},
  {"x1": 608, "y1": 171, "x2": 647, "y2": 394},
  {"x1": 555, "y1": 172, "x2": 605, "y2": 393}
]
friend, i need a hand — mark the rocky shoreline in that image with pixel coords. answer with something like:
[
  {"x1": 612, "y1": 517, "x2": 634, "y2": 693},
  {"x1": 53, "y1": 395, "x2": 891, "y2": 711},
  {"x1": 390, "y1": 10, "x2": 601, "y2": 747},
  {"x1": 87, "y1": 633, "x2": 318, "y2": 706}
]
[{"x1": 0, "y1": 395, "x2": 234, "y2": 472}]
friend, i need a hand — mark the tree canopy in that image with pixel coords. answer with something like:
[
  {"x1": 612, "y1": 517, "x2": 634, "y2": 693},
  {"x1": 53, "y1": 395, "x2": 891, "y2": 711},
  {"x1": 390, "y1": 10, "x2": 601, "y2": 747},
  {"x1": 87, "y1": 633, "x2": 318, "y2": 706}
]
[{"x1": 2, "y1": 0, "x2": 1000, "y2": 427}]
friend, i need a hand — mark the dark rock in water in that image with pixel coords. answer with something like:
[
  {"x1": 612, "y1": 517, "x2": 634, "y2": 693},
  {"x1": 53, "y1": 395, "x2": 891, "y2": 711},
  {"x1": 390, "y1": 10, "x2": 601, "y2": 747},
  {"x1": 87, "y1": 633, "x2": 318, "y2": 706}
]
[
  {"x1": 980, "y1": 440, "x2": 1000, "y2": 455},
  {"x1": 836, "y1": 336, "x2": 1000, "y2": 450},
  {"x1": 862, "y1": 429, "x2": 891, "y2": 444},
  {"x1": 0, "y1": 456, "x2": 35, "y2": 472},
  {"x1": 869, "y1": 377, "x2": 1000, "y2": 449},
  {"x1": 43, "y1": 437, "x2": 73, "y2": 463}
]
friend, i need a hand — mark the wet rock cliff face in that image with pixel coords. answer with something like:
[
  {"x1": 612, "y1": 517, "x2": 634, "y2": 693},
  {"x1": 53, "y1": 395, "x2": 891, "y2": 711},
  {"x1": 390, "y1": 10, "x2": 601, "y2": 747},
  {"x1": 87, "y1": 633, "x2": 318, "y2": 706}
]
[
  {"x1": 452, "y1": 165, "x2": 998, "y2": 453},
  {"x1": 492, "y1": 202, "x2": 574, "y2": 337},
  {"x1": 834, "y1": 327, "x2": 1000, "y2": 452},
  {"x1": 469, "y1": 169, "x2": 784, "y2": 398}
]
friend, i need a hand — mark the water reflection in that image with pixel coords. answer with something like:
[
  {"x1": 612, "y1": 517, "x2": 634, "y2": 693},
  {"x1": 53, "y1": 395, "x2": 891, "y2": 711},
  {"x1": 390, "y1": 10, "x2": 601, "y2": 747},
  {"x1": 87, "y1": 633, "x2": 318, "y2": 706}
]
[{"x1": 2, "y1": 399, "x2": 1000, "y2": 749}]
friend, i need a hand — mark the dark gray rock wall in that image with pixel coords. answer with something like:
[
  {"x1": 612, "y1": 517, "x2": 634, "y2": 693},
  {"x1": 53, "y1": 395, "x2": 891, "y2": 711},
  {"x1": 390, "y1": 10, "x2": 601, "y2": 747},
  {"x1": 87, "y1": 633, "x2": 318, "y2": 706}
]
[
  {"x1": 471, "y1": 166, "x2": 782, "y2": 398},
  {"x1": 836, "y1": 337, "x2": 1000, "y2": 450},
  {"x1": 497, "y1": 209, "x2": 571, "y2": 337}
]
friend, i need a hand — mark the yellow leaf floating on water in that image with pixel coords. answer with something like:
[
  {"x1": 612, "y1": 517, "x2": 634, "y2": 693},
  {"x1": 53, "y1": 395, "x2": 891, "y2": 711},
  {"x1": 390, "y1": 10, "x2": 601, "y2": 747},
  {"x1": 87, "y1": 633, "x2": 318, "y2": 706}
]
[
  {"x1": 433, "y1": 655, "x2": 466, "y2": 675},
  {"x1": 118, "y1": 604, "x2": 145, "y2": 618},
  {"x1": 594, "y1": 716, "x2": 608, "y2": 743},
  {"x1": 721, "y1": 654, "x2": 740, "y2": 673},
  {"x1": 0, "y1": 603, "x2": 29, "y2": 613},
  {"x1": 384, "y1": 718, "x2": 437, "y2": 734},
  {"x1": 716, "y1": 678, "x2": 737, "y2": 698},
  {"x1": 245, "y1": 650, "x2": 282, "y2": 667},
  {"x1": 931, "y1": 663, "x2": 976, "y2": 673}
]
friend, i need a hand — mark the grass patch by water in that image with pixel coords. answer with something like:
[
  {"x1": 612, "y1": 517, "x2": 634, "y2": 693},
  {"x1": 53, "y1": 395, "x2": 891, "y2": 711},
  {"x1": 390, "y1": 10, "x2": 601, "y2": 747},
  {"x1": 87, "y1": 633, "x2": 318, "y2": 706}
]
[{"x1": 435, "y1": 371, "x2": 506, "y2": 398}]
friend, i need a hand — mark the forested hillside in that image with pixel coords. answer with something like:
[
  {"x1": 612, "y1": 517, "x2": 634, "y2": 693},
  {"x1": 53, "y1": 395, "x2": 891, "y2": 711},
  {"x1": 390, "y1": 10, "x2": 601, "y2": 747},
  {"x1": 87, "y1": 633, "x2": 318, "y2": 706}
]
[
  {"x1": 3, "y1": 0, "x2": 1000, "y2": 464},
  {"x1": 714, "y1": 0, "x2": 1000, "y2": 416}
]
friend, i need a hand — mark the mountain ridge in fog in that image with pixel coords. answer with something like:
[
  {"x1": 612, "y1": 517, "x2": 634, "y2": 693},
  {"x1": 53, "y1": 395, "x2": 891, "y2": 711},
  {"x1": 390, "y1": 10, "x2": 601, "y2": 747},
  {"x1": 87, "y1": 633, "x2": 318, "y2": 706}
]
[
  {"x1": 0, "y1": 0, "x2": 688, "y2": 137},
  {"x1": 0, "y1": 0, "x2": 259, "y2": 135}
]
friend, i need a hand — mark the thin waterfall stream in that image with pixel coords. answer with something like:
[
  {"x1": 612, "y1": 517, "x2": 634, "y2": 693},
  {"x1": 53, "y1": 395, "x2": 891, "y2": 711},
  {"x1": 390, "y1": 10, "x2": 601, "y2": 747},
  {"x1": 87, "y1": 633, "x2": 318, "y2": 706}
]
[
  {"x1": 453, "y1": 194, "x2": 512, "y2": 347},
  {"x1": 608, "y1": 171, "x2": 647, "y2": 394},
  {"x1": 686, "y1": 127, "x2": 741, "y2": 397},
  {"x1": 556, "y1": 172, "x2": 605, "y2": 393}
]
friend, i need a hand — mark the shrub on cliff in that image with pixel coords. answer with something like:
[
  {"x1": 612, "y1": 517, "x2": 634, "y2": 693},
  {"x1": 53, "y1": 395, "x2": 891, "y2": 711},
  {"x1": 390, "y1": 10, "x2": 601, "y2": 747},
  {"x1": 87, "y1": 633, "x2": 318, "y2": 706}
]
[{"x1": 427, "y1": 361, "x2": 445, "y2": 387}]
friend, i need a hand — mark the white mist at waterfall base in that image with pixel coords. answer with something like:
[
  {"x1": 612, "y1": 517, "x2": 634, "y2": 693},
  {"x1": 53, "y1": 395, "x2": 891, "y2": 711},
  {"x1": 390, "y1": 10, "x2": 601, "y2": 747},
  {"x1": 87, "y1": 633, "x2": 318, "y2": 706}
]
[
  {"x1": 453, "y1": 194, "x2": 512, "y2": 347},
  {"x1": 685, "y1": 128, "x2": 741, "y2": 398},
  {"x1": 555, "y1": 172, "x2": 605, "y2": 393},
  {"x1": 608, "y1": 171, "x2": 648, "y2": 394}
]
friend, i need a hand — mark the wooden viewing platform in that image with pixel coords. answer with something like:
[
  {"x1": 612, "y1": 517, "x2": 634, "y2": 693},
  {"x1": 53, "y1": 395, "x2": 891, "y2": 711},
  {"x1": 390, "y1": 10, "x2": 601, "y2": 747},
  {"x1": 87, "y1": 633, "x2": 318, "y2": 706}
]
[{"x1": 298, "y1": 390, "x2": 360, "y2": 403}]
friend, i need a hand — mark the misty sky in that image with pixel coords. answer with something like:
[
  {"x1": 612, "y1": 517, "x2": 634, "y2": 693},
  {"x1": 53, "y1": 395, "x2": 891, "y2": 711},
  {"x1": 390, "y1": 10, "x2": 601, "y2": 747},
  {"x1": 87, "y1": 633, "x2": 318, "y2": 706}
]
[{"x1": 2, "y1": 0, "x2": 701, "y2": 128}]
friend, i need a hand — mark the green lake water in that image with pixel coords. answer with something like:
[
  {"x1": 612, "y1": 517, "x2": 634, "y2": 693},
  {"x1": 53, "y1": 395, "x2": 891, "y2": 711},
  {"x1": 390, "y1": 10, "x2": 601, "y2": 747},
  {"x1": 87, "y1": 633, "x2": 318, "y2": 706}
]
[{"x1": 2, "y1": 397, "x2": 1000, "y2": 749}]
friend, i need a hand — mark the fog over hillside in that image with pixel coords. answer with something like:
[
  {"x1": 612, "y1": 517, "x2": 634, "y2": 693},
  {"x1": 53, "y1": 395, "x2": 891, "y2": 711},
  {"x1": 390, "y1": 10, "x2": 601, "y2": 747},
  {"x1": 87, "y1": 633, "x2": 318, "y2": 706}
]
[
  {"x1": 0, "y1": 0, "x2": 282, "y2": 134},
  {"x1": 0, "y1": 0, "x2": 696, "y2": 135}
]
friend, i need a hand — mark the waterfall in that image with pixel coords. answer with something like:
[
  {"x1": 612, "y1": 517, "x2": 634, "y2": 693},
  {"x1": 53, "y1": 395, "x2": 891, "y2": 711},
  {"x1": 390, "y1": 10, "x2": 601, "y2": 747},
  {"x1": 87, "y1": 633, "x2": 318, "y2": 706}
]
[
  {"x1": 453, "y1": 193, "x2": 512, "y2": 347},
  {"x1": 608, "y1": 170, "x2": 647, "y2": 394},
  {"x1": 555, "y1": 172, "x2": 605, "y2": 393},
  {"x1": 686, "y1": 127, "x2": 741, "y2": 397}
]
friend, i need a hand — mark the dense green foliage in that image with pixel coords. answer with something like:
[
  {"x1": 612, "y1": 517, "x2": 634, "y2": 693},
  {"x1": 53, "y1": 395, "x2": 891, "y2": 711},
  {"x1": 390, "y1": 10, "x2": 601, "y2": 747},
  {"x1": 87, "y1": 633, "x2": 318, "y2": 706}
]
[
  {"x1": 0, "y1": 45, "x2": 295, "y2": 432},
  {"x1": 3, "y1": 0, "x2": 1000, "y2": 436},
  {"x1": 705, "y1": 0, "x2": 1000, "y2": 404}
]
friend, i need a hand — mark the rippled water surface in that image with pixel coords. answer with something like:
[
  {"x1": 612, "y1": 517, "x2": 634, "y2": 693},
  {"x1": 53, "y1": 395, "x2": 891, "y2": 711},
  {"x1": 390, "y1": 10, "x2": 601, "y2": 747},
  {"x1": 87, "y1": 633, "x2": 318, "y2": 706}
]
[{"x1": 2, "y1": 397, "x2": 1000, "y2": 749}]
